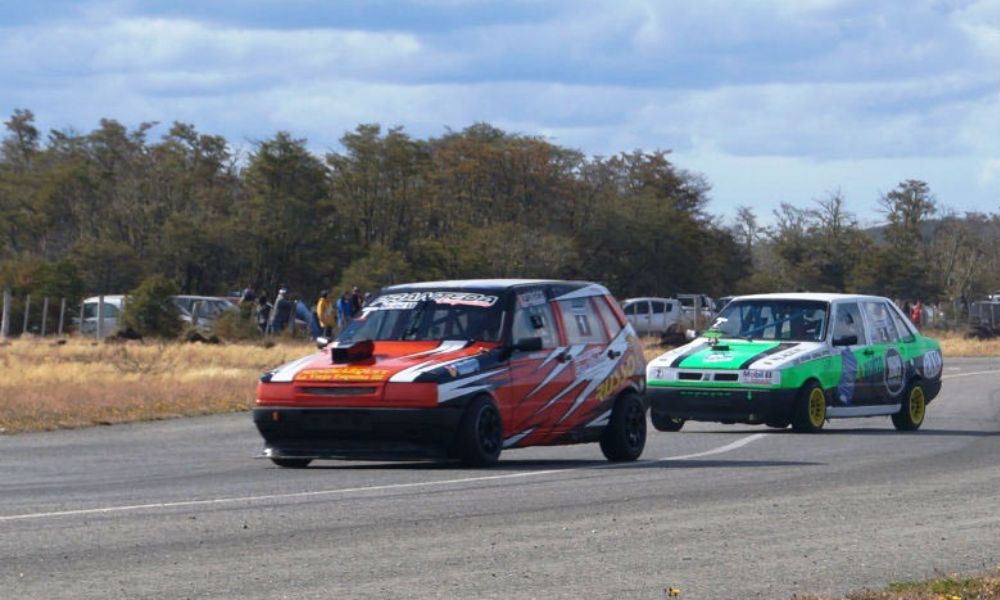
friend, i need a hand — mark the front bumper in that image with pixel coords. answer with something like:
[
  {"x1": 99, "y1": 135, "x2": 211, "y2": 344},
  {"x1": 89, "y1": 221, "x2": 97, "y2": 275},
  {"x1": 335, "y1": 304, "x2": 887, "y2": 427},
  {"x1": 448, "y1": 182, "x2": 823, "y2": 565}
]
[
  {"x1": 647, "y1": 385, "x2": 797, "y2": 424},
  {"x1": 253, "y1": 406, "x2": 465, "y2": 460}
]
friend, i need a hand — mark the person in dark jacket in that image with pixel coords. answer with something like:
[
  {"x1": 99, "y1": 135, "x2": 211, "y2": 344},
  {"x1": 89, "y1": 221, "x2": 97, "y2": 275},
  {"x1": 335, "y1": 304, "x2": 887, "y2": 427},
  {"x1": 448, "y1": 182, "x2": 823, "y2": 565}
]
[{"x1": 256, "y1": 294, "x2": 272, "y2": 334}]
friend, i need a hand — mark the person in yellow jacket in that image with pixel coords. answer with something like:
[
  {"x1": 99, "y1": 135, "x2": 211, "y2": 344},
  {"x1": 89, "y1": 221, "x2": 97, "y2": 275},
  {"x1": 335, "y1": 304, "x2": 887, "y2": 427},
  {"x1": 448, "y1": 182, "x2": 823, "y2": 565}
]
[{"x1": 316, "y1": 290, "x2": 335, "y2": 337}]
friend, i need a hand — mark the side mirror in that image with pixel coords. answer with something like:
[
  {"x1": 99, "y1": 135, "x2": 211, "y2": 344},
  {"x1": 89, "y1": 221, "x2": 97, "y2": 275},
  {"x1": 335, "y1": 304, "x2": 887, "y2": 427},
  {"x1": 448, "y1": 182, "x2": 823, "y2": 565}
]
[
  {"x1": 832, "y1": 334, "x2": 858, "y2": 347},
  {"x1": 513, "y1": 337, "x2": 543, "y2": 352},
  {"x1": 315, "y1": 336, "x2": 331, "y2": 350}
]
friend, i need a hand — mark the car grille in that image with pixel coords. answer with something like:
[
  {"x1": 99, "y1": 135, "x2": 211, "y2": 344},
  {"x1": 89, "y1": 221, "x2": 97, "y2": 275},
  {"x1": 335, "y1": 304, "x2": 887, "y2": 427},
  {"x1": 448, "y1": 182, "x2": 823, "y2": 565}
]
[{"x1": 298, "y1": 386, "x2": 377, "y2": 396}]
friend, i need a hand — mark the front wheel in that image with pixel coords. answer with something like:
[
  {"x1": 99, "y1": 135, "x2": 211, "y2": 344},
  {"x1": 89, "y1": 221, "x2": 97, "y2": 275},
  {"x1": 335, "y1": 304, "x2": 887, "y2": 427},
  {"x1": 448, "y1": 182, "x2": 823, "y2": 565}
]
[
  {"x1": 456, "y1": 396, "x2": 503, "y2": 466},
  {"x1": 600, "y1": 392, "x2": 647, "y2": 462},
  {"x1": 792, "y1": 382, "x2": 826, "y2": 433},
  {"x1": 651, "y1": 412, "x2": 685, "y2": 432},
  {"x1": 892, "y1": 381, "x2": 926, "y2": 431}
]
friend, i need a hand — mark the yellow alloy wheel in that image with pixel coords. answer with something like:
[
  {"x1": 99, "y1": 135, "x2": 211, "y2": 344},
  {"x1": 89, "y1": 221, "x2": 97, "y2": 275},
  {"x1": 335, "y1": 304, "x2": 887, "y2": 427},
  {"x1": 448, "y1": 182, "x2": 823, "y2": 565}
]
[
  {"x1": 808, "y1": 387, "x2": 826, "y2": 429},
  {"x1": 908, "y1": 385, "x2": 926, "y2": 425}
]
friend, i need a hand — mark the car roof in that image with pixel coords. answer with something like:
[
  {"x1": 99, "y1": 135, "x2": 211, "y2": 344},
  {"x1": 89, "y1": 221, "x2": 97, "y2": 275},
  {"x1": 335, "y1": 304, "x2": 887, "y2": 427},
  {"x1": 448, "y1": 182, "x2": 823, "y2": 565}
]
[
  {"x1": 381, "y1": 279, "x2": 599, "y2": 293},
  {"x1": 622, "y1": 297, "x2": 675, "y2": 303},
  {"x1": 731, "y1": 292, "x2": 890, "y2": 303}
]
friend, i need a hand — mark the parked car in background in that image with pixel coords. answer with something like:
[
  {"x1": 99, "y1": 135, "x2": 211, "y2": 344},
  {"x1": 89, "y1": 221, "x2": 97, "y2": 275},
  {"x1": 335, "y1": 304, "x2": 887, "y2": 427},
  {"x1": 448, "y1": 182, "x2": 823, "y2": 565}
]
[
  {"x1": 78, "y1": 295, "x2": 125, "y2": 336},
  {"x1": 77, "y1": 294, "x2": 235, "y2": 337},
  {"x1": 646, "y1": 293, "x2": 943, "y2": 433},
  {"x1": 621, "y1": 297, "x2": 686, "y2": 336},
  {"x1": 677, "y1": 293, "x2": 716, "y2": 329},
  {"x1": 254, "y1": 279, "x2": 648, "y2": 467},
  {"x1": 172, "y1": 295, "x2": 236, "y2": 330}
]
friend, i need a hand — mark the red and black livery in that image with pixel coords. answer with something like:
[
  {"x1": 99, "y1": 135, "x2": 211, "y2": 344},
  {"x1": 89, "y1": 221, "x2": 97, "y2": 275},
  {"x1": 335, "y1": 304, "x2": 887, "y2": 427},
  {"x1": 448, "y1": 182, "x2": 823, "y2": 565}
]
[{"x1": 253, "y1": 279, "x2": 647, "y2": 467}]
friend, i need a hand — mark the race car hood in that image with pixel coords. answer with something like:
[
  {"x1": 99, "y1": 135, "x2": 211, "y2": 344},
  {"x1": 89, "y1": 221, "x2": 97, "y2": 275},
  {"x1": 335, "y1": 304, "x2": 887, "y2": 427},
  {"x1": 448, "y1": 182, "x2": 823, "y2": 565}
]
[
  {"x1": 648, "y1": 338, "x2": 827, "y2": 371},
  {"x1": 263, "y1": 340, "x2": 491, "y2": 384}
]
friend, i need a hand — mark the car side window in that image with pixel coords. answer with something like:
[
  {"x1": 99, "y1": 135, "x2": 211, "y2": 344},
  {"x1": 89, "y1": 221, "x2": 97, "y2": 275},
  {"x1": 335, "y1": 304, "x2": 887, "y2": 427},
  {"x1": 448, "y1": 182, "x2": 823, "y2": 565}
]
[
  {"x1": 623, "y1": 303, "x2": 636, "y2": 316},
  {"x1": 651, "y1": 301, "x2": 666, "y2": 314},
  {"x1": 636, "y1": 301, "x2": 650, "y2": 316},
  {"x1": 833, "y1": 303, "x2": 867, "y2": 345},
  {"x1": 888, "y1": 303, "x2": 916, "y2": 341},
  {"x1": 861, "y1": 301, "x2": 900, "y2": 344},
  {"x1": 594, "y1": 296, "x2": 624, "y2": 338},
  {"x1": 557, "y1": 298, "x2": 610, "y2": 345},
  {"x1": 512, "y1": 295, "x2": 559, "y2": 349}
]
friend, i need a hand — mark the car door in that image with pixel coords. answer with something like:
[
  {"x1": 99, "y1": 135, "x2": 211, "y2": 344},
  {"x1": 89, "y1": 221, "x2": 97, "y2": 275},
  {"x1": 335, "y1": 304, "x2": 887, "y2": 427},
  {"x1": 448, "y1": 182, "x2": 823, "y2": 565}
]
[
  {"x1": 650, "y1": 300, "x2": 667, "y2": 333},
  {"x1": 500, "y1": 287, "x2": 575, "y2": 437},
  {"x1": 859, "y1": 300, "x2": 907, "y2": 406},
  {"x1": 830, "y1": 302, "x2": 871, "y2": 406},
  {"x1": 548, "y1": 294, "x2": 615, "y2": 429},
  {"x1": 633, "y1": 300, "x2": 652, "y2": 335}
]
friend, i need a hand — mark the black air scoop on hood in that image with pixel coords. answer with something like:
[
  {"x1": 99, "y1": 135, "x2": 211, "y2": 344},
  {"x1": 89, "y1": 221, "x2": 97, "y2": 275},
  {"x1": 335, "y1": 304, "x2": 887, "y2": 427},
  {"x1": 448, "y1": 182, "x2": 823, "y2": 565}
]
[{"x1": 331, "y1": 340, "x2": 375, "y2": 364}]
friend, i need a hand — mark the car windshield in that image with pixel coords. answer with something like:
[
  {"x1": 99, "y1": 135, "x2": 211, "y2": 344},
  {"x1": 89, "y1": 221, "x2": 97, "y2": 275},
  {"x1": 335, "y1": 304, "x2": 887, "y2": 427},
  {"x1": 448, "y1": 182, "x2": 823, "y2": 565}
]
[
  {"x1": 709, "y1": 299, "x2": 829, "y2": 342},
  {"x1": 338, "y1": 291, "x2": 506, "y2": 343}
]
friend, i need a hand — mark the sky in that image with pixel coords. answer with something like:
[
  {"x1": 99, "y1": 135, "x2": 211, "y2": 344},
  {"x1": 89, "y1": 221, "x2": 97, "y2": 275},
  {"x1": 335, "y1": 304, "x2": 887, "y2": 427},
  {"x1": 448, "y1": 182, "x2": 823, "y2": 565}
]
[{"x1": 1, "y1": 0, "x2": 999, "y2": 224}]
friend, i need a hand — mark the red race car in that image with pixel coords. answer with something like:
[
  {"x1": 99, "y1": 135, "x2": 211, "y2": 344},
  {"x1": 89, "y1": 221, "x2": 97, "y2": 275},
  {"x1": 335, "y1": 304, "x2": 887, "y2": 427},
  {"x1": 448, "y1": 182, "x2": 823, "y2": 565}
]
[{"x1": 254, "y1": 279, "x2": 647, "y2": 467}]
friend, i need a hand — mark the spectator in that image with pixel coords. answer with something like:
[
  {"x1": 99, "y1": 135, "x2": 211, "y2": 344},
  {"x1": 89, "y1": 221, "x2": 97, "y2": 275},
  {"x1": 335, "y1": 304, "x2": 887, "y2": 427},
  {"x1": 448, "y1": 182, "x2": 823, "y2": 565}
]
[
  {"x1": 910, "y1": 299, "x2": 923, "y2": 328},
  {"x1": 270, "y1": 287, "x2": 293, "y2": 334},
  {"x1": 316, "y1": 290, "x2": 335, "y2": 338},
  {"x1": 239, "y1": 287, "x2": 255, "y2": 305},
  {"x1": 337, "y1": 290, "x2": 353, "y2": 329},
  {"x1": 363, "y1": 291, "x2": 372, "y2": 306},
  {"x1": 350, "y1": 286, "x2": 363, "y2": 316},
  {"x1": 256, "y1": 294, "x2": 272, "y2": 334}
]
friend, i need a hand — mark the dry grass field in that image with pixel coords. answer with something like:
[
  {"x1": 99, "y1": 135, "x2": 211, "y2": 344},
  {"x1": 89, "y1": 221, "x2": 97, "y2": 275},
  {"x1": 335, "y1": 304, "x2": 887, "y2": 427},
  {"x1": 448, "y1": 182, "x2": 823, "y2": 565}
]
[
  {"x1": 0, "y1": 337, "x2": 307, "y2": 433},
  {"x1": 0, "y1": 330, "x2": 996, "y2": 434},
  {"x1": 796, "y1": 570, "x2": 1000, "y2": 599}
]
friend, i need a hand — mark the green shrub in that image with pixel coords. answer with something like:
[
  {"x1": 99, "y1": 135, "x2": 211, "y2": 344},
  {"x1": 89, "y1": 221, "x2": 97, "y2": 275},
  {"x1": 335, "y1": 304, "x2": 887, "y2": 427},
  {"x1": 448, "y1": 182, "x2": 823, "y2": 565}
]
[
  {"x1": 122, "y1": 275, "x2": 182, "y2": 338},
  {"x1": 212, "y1": 306, "x2": 260, "y2": 341}
]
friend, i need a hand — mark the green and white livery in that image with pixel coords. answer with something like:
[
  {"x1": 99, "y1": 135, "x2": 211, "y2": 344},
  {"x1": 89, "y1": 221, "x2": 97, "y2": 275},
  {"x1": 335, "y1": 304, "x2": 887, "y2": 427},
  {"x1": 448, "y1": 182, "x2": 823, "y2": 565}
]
[{"x1": 646, "y1": 293, "x2": 943, "y2": 433}]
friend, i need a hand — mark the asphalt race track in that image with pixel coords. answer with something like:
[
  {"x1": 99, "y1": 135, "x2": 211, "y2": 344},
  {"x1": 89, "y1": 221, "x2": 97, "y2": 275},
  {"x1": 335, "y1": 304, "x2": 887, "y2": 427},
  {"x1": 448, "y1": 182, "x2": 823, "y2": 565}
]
[{"x1": 2, "y1": 358, "x2": 999, "y2": 599}]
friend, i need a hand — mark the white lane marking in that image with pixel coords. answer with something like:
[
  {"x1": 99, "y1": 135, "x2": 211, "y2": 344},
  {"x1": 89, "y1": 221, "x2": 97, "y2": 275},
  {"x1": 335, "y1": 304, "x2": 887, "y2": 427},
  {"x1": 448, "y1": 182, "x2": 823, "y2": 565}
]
[
  {"x1": 660, "y1": 433, "x2": 767, "y2": 461},
  {"x1": 941, "y1": 369, "x2": 1000, "y2": 381},
  {"x1": 0, "y1": 434, "x2": 767, "y2": 523}
]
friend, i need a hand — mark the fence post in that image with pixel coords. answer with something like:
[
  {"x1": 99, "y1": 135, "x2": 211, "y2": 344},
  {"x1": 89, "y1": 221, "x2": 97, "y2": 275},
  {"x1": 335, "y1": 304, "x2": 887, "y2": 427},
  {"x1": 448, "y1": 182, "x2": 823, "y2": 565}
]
[
  {"x1": 22, "y1": 294, "x2": 31, "y2": 335},
  {"x1": 97, "y1": 295, "x2": 105, "y2": 340},
  {"x1": 58, "y1": 298, "x2": 66, "y2": 336},
  {"x1": 41, "y1": 297, "x2": 49, "y2": 336},
  {"x1": 1, "y1": 288, "x2": 10, "y2": 339}
]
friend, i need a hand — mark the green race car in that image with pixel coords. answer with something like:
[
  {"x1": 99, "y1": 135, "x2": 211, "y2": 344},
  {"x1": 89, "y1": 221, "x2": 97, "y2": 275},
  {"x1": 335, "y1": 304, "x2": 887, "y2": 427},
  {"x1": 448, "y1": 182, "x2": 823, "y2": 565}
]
[{"x1": 646, "y1": 293, "x2": 943, "y2": 433}]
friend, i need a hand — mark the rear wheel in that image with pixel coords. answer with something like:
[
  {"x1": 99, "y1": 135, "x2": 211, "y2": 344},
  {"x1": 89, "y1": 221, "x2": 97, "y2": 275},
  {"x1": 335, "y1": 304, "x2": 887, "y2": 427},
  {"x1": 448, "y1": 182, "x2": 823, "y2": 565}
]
[
  {"x1": 792, "y1": 382, "x2": 826, "y2": 433},
  {"x1": 271, "y1": 458, "x2": 312, "y2": 469},
  {"x1": 456, "y1": 396, "x2": 503, "y2": 466},
  {"x1": 600, "y1": 392, "x2": 647, "y2": 462},
  {"x1": 892, "y1": 381, "x2": 926, "y2": 431},
  {"x1": 651, "y1": 412, "x2": 685, "y2": 432}
]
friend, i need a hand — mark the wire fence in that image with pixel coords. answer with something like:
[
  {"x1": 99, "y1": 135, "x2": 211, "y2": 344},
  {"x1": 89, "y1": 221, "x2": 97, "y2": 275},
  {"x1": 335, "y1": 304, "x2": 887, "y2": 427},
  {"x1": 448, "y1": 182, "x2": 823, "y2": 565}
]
[{"x1": 1, "y1": 288, "x2": 81, "y2": 339}]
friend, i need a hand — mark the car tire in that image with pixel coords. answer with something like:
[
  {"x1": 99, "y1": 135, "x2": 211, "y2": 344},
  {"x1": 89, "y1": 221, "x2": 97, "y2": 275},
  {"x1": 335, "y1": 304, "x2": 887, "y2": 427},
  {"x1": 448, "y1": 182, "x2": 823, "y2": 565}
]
[
  {"x1": 600, "y1": 392, "x2": 647, "y2": 462},
  {"x1": 792, "y1": 381, "x2": 826, "y2": 433},
  {"x1": 456, "y1": 396, "x2": 503, "y2": 467},
  {"x1": 651, "y1": 411, "x2": 685, "y2": 432},
  {"x1": 891, "y1": 380, "x2": 926, "y2": 431},
  {"x1": 271, "y1": 458, "x2": 312, "y2": 468},
  {"x1": 765, "y1": 421, "x2": 789, "y2": 429}
]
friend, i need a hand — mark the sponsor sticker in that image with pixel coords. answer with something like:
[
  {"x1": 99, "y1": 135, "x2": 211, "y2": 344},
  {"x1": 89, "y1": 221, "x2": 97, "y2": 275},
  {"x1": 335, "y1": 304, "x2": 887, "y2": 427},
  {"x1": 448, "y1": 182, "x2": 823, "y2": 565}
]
[
  {"x1": 921, "y1": 349, "x2": 943, "y2": 379},
  {"x1": 704, "y1": 353, "x2": 730, "y2": 363},
  {"x1": 372, "y1": 292, "x2": 498, "y2": 308},
  {"x1": 296, "y1": 367, "x2": 389, "y2": 383},
  {"x1": 596, "y1": 354, "x2": 638, "y2": 401},
  {"x1": 884, "y1": 347, "x2": 905, "y2": 396},
  {"x1": 517, "y1": 290, "x2": 547, "y2": 308}
]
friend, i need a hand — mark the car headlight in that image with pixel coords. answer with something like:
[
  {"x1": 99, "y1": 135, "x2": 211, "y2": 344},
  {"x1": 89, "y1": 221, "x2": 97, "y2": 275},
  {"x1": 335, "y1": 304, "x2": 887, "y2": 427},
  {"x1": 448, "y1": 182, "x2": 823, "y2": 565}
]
[{"x1": 740, "y1": 369, "x2": 781, "y2": 386}]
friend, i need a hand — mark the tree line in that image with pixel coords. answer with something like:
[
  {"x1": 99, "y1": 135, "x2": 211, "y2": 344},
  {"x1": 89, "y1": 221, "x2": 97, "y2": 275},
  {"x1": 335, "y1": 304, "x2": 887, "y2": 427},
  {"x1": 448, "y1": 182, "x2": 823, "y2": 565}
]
[{"x1": 1, "y1": 108, "x2": 998, "y2": 317}]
